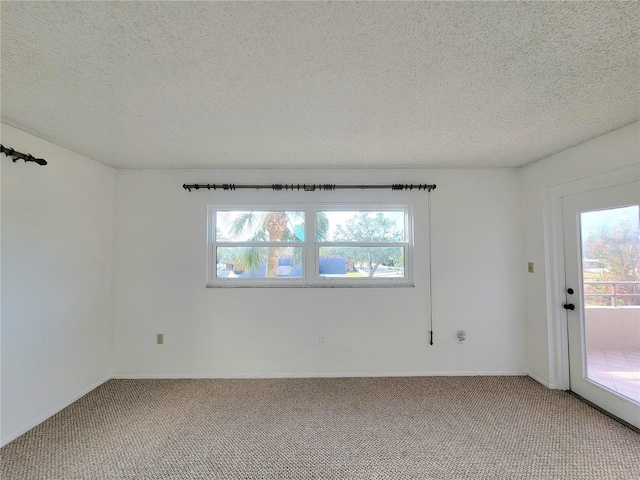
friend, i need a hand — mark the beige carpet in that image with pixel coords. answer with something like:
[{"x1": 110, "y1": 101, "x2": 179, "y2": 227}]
[{"x1": 1, "y1": 376, "x2": 638, "y2": 479}]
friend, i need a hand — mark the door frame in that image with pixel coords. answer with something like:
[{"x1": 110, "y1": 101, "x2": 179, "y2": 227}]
[{"x1": 544, "y1": 164, "x2": 640, "y2": 390}]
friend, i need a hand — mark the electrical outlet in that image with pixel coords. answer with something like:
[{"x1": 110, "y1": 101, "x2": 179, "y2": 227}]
[
  {"x1": 157, "y1": 333, "x2": 164, "y2": 345},
  {"x1": 457, "y1": 330, "x2": 466, "y2": 344},
  {"x1": 319, "y1": 333, "x2": 325, "y2": 343}
]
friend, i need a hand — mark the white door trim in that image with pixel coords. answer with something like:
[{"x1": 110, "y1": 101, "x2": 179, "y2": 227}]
[{"x1": 543, "y1": 164, "x2": 640, "y2": 390}]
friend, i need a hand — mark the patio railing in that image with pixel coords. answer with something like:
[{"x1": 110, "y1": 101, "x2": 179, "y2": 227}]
[{"x1": 584, "y1": 281, "x2": 640, "y2": 307}]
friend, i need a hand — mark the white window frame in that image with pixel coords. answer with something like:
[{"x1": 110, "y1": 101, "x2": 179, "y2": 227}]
[
  {"x1": 207, "y1": 204, "x2": 307, "y2": 287},
  {"x1": 207, "y1": 204, "x2": 414, "y2": 288},
  {"x1": 312, "y1": 205, "x2": 413, "y2": 287}
]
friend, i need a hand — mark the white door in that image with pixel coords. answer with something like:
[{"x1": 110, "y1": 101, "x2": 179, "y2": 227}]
[{"x1": 563, "y1": 181, "x2": 640, "y2": 428}]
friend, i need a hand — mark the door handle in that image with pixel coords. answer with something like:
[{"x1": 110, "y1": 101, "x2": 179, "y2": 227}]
[{"x1": 563, "y1": 303, "x2": 575, "y2": 310}]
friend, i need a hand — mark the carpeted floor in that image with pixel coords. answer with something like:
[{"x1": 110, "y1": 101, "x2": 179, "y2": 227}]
[{"x1": 1, "y1": 376, "x2": 638, "y2": 479}]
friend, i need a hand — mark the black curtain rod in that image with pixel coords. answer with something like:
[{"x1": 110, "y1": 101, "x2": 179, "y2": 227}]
[
  {"x1": 183, "y1": 183, "x2": 436, "y2": 192},
  {"x1": 0, "y1": 144, "x2": 47, "y2": 166}
]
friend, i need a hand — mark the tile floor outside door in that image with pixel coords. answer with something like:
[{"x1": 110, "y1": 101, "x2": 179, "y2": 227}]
[{"x1": 586, "y1": 347, "x2": 640, "y2": 404}]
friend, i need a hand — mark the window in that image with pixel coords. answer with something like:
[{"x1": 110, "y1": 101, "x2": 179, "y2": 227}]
[
  {"x1": 208, "y1": 205, "x2": 413, "y2": 287},
  {"x1": 212, "y1": 209, "x2": 306, "y2": 283}
]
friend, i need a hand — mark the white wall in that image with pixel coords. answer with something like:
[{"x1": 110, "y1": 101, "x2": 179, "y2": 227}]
[
  {"x1": 112, "y1": 168, "x2": 526, "y2": 377},
  {"x1": 0, "y1": 124, "x2": 116, "y2": 445},
  {"x1": 1, "y1": 119, "x2": 635, "y2": 444},
  {"x1": 520, "y1": 122, "x2": 640, "y2": 388}
]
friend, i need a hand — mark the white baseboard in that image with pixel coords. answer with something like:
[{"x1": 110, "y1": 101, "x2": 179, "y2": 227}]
[
  {"x1": 528, "y1": 373, "x2": 557, "y2": 389},
  {"x1": 1, "y1": 376, "x2": 110, "y2": 447},
  {"x1": 112, "y1": 370, "x2": 528, "y2": 379}
]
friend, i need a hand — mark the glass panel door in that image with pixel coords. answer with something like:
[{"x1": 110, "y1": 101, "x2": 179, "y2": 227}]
[
  {"x1": 563, "y1": 181, "x2": 640, "y2": 428},
  {"x1": 581, "y1": 206, "x2": 640, "y2": 404}
]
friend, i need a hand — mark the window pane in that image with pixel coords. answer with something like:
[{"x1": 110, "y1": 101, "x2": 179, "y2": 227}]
[
  {"x1": 581, "y1": 205, "x2": 640, "y2": 306},
  {"x1": 580, "y1": 204, "x2": 640, "y2": 404},
  {"x1": 317, "y1": 211, "x2": 406, "y2": 242},
  {"x1": 318, "y1": 246, "x2": 404, "y2": 278},
  {"x1": 216, "y1": 211, "x2": 305, "y2": 242},
  {"x1": 216, "y1": 246, "x2": 303, "y2": 278}
]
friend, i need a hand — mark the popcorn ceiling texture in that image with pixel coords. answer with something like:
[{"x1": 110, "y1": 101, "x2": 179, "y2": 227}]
[{"x1": 1, "y1": 1, "x2": 638, "y2": 169}]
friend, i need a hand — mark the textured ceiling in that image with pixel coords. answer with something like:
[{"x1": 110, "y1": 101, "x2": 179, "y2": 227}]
[{"x1": 1, "y1": 1, "x2": 638, "y2": 169}]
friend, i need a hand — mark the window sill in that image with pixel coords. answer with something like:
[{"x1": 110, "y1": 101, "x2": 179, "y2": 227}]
[{"x1": 206, "y1": 283, "x2": 416, "y2": 289}]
